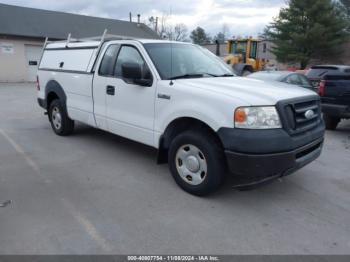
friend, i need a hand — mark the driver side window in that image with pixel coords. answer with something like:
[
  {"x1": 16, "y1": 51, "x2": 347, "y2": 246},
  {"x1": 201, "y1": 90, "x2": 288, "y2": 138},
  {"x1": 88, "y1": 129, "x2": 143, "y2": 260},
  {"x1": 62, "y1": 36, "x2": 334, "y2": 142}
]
[{"x1": 114, "y1": 46, "x2": 151, "y2": 80}]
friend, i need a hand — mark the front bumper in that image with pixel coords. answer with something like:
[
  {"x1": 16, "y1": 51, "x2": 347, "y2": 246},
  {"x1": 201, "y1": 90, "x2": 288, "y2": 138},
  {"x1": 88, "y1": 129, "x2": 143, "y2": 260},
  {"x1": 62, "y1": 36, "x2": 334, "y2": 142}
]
[
  {"x1": 217, "y1": 124, "x2": 325, "y2": 186},
  {"x1": 224, "y1": 137, "x2": 323, "y2": 186},
  {"x1": 322, "y1": 103, "x2": 350, "y2": 119}
]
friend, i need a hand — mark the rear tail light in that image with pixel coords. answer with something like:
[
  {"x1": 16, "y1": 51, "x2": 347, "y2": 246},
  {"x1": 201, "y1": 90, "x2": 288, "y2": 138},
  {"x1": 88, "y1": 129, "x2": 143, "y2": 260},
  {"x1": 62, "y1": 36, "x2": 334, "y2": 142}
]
[
  {"x1": 319, "y1": 80, "x2": 325, "y2": 96},
  {"x1": 36, "y1": 75, "x2": 40, "y2": 91}
]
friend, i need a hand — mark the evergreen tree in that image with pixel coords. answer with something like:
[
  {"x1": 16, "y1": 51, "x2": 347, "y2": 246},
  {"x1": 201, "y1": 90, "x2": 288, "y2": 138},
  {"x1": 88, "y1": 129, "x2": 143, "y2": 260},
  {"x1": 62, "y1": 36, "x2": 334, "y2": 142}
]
[
  {"x1": 190, "y1": 27, "x2": 211, "y2": 45},
  {"x1": 340, "y1": 0, "x2": 350, "y2": 16},
  {"x1": 264, "y1": 0, "x2": 348, "y2": 69},
  {"x1": 339, "y1": 0, "x2": 350, "y2": 31}
]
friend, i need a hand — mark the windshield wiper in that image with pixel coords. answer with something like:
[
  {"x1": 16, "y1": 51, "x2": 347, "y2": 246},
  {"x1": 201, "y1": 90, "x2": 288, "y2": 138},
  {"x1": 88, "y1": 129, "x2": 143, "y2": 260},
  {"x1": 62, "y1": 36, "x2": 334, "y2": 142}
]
[
  {"x1": 169, "y1": 74, "x2": 205, "y2": 80},
  {"x1": 212, "y1": 73, "x2": 235, "y2": 77},
  {"x1": 198, "y1": 73, "x2": 234, "y2": 77}
]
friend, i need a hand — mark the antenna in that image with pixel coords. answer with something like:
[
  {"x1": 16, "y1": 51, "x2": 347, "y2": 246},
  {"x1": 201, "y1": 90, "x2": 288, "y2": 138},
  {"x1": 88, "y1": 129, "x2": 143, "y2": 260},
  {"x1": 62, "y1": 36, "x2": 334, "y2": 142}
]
[{"x1": 169, "y1": 7, "x2": 174, "y2": 86}]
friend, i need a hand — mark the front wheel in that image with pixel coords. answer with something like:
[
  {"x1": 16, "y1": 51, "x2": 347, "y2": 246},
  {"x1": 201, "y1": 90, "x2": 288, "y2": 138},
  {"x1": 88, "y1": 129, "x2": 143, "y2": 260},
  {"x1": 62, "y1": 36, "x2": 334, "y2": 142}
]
[
  {"x1": 48, "y1": 99, "x2": 74, "y2": 136},
  {"x1": 168, "y1": 130, "x2": 226, "y2": 196}
]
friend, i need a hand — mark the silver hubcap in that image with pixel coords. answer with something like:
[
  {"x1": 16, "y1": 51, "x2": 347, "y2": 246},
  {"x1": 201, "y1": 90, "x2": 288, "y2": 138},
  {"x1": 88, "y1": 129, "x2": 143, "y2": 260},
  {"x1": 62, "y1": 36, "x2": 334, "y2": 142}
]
[
  {"x1": 51, "y1": 107, "x2": 62, "y2": 130},
  {"x1": 175, "y1": 144, "x2": 207, "y2": 186}
]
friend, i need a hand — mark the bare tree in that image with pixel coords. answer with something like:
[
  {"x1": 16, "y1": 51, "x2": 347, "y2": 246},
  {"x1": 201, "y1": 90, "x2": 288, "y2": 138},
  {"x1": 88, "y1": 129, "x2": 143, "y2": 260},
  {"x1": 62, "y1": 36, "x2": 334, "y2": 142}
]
[
  {"x1": 174, "y1": 23, "x2": 188, "y2": 41},
  {"x1": 147, "y1": 13, "x2": 188, "y2": 41},
  {"x1": 158, "y1": 13, "x2": 171, "y2": 39},
  {"x1": 146, "y1": 16, "x2": 156, "y2": 31}
]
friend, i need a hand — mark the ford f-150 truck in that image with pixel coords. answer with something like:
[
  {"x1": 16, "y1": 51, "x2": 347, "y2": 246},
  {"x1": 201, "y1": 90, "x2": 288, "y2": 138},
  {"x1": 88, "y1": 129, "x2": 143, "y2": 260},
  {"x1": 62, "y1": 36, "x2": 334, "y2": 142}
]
[{"x1": 37, "y1": 34, "x2": 325, "y2": 196}]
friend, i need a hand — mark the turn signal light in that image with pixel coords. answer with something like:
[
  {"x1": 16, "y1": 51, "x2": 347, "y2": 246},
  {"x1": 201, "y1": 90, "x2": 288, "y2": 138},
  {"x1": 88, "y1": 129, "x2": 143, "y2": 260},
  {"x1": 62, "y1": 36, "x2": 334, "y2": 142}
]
[{"x1": 234, "y1": 108, "x2": 247, "y2": 123}]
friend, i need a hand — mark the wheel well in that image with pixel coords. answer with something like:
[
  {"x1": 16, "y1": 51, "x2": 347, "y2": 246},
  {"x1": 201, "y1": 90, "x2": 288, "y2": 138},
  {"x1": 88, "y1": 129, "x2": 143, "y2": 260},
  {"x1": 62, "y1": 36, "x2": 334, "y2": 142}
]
[
  {"x1": 157, "y1": 117, "x2": 224, "y2": 164},
  {"x1": 46, "y1": 92, "x2": 59, "y2": 109}
]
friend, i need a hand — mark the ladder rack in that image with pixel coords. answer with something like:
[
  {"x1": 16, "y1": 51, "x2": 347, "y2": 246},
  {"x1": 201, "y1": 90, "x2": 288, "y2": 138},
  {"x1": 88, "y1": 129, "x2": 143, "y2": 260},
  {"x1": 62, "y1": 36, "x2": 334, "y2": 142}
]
[
  {"x1": 40, "y1": 29, "x2": 141, "y2": 72},
  {"x1": 43, "y1": 29, "x2": 139, "y2": 50}
]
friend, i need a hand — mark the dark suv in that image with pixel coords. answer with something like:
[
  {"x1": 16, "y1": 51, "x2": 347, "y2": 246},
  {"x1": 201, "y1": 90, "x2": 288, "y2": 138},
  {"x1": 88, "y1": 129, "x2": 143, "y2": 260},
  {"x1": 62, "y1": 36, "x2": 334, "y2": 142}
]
[{"x1": 306, "y1": 65, "x2": 350, "y2": 130}]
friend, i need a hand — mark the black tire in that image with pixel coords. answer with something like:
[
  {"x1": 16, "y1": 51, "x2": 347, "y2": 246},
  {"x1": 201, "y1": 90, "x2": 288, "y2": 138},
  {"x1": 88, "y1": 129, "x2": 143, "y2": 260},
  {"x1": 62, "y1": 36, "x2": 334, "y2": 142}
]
[
  {"x1": 323, "y1": 114, "x2": 340, "y2": 130},
  {"x1": 48, "y1": 99, "x2": 74, "y2": 136},
  {"x1": 168, "y1": 129, "x2": 226, "y2": 196}
]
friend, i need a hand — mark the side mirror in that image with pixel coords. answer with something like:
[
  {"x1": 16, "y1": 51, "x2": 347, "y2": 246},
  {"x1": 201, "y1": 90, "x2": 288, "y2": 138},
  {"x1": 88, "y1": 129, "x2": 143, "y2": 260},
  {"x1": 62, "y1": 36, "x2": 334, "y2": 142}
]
[{"x1": 121, "y1": 62, "x2": 152, "y2": 87}]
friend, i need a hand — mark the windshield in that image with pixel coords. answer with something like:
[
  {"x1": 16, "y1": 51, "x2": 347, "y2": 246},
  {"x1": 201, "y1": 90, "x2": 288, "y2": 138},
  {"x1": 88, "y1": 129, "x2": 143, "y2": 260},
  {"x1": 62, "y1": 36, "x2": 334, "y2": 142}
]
[{"x1": 143, "y1": 43, "x2": 234, "y2": 80}]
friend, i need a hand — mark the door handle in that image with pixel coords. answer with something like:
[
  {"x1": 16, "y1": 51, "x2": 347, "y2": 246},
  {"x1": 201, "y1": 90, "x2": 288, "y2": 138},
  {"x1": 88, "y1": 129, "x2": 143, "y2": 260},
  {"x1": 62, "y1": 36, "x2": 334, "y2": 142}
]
[{"x1": 106, "y1": 85, "x2": 115, "y2": 96}]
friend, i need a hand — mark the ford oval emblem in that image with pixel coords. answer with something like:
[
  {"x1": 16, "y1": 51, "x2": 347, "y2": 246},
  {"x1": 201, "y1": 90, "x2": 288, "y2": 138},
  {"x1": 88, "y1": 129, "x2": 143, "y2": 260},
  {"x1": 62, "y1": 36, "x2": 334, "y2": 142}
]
[{"x1": 304, "y1": 110, "x2": 315, "y2": 119}]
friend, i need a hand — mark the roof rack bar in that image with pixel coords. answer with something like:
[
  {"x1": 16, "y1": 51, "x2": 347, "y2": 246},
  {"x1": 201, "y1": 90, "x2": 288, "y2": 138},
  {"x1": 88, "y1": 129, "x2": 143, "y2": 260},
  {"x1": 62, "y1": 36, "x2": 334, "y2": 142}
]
[
  {"x1": 45, "y1": 30, "x2": 143, "y2": 51},
  {"x1": 90, "y1": 29, "x2": 108, "y2": 73},
  {"x1": 101, "y1": 29, "x2": 108, "y2": 42},
  {"x1": 65, "y1": 33, "x2": 72, "y2": 48},
  {"x1": 38, "y1": 37, "x2": 49, "y2": 66},
  {"x1": 95, "y1": 29, "x2": 108, "y2": 53}
]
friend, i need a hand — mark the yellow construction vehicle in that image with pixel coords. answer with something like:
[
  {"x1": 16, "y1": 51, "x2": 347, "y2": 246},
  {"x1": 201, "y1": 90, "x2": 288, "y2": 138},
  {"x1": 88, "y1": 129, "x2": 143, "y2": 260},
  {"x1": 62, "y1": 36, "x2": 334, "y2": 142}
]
[{"x1": 224, "y1": 37, "x2": 267, "y2": 76}]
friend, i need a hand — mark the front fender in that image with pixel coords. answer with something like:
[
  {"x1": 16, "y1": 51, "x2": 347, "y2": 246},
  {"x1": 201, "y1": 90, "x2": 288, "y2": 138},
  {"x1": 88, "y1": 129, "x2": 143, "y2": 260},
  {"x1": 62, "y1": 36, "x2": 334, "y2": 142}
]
[{"x1": 156, "y1": 99, "x2": 233, "y2": 137}]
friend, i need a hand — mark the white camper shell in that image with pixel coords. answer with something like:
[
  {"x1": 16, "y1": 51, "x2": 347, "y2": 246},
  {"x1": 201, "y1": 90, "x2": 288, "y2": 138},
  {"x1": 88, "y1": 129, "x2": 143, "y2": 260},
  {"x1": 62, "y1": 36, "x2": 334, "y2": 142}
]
[{"x1": 40, "y1": 41, "x2": 99, "y2": 72}]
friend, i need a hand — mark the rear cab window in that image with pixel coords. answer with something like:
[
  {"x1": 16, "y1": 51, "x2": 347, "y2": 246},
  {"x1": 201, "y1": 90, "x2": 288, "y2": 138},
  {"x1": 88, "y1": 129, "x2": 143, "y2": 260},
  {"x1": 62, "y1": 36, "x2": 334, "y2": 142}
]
[{"x1": 99, "y1": 45, "x2": 120, "y2": 76}]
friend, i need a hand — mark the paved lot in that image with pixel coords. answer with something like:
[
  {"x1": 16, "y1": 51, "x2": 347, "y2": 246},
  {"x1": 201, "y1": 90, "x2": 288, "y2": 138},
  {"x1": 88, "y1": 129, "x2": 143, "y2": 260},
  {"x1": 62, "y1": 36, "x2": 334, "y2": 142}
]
[{"x1": 0, "y1": 83, "x2": 350, "y2": 255}]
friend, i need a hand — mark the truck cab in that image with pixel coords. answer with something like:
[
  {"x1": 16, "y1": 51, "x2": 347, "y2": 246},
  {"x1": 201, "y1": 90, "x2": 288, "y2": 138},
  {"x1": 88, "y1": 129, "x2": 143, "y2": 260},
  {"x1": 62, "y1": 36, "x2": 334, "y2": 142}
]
[{"x1": 37, "y1": 35, "x2": 325, "y2": 196}]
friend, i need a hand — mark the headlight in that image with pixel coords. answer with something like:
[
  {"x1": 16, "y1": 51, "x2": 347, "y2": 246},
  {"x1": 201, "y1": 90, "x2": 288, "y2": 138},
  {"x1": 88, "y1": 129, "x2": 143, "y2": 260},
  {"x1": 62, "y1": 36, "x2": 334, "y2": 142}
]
[{"x1": 234, "y1": 106, "x2": 282, "y2": 129}]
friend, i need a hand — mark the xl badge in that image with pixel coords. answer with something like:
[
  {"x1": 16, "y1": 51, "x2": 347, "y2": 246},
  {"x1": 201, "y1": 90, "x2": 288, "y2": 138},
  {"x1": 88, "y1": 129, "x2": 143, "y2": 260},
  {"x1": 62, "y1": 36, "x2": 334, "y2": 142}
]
[{"x1": 304, "y1": 110, "x2": 315, "y2": 119}]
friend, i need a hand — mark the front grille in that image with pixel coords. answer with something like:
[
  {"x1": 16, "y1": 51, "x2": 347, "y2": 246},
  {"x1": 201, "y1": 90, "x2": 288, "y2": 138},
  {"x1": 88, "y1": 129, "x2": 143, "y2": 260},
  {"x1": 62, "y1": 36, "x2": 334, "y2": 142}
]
[{"x1": 277, "y1": 97, "x2": 322, "y2": 135}]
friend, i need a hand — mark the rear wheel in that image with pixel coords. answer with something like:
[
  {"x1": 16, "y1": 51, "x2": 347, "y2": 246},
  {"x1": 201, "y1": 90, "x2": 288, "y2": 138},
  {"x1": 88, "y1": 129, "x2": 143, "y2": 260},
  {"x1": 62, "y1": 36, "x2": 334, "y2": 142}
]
[
  {"x1": 48, "y1": 99, "x2": 74, "y2": 136},
  {"x1": 323, "y1": 114, "x2": 340, "y2": 130},
  {"x1": 168, "y1": 129, "x2": 226, "y2": 196}
]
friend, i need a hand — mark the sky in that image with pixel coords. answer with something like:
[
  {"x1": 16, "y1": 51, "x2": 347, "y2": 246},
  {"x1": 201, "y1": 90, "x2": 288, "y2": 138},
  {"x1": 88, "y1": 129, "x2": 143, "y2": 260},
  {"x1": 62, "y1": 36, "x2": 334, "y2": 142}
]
[{"x1": 0, "y1": 0, "x2": 287, "y2": 38}]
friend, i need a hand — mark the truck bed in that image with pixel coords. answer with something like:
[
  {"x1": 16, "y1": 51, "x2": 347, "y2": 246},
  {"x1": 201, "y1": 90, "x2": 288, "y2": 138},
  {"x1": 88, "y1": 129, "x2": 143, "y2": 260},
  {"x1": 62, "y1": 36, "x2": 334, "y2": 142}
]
[
  {"x1": 321, "y1": 74, "x2": 350, "y2": 119},
  {"x1": 322, "y1": 75, "x2": 350, "y2": 106}
]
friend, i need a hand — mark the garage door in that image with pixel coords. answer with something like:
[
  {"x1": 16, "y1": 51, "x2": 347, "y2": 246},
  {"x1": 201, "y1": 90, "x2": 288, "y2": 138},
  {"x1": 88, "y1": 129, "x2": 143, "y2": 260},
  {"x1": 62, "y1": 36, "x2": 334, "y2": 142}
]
[{"x1": 25, "y1": 45, "x2": 43, "y2": 82}]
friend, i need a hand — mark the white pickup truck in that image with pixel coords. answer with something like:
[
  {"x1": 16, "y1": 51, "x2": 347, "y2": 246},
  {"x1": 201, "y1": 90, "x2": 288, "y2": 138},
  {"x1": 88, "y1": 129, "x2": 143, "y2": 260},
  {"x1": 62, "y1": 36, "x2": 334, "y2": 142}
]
[{"x1": 37, "y1": 35, "x2": 325, "y2": 195}]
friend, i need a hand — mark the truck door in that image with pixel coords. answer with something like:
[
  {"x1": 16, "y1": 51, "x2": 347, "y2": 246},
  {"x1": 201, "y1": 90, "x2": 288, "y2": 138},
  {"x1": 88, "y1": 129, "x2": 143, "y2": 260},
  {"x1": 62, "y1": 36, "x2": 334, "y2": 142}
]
[
  {"x1": 92, "y1": 44, "x2": 120, "y2": 130},
  {"x1": 102, "y1": 44, "x2": 156, "y2": 146}
]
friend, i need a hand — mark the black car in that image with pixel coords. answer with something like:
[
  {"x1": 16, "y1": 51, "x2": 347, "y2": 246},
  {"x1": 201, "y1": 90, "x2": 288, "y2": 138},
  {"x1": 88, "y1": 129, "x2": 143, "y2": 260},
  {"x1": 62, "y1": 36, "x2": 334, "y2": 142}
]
[{"x1": 247, "y1": 71, "x2": 313, "y2": 90}]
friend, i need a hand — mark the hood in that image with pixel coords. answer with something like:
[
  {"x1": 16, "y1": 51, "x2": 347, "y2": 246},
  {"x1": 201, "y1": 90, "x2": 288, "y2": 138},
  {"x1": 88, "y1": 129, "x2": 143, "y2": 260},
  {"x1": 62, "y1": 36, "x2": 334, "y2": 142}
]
[{"x1": 175, "y1": 76, "x2": 317, "y2": 105}]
